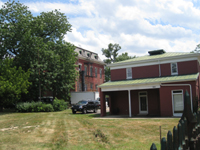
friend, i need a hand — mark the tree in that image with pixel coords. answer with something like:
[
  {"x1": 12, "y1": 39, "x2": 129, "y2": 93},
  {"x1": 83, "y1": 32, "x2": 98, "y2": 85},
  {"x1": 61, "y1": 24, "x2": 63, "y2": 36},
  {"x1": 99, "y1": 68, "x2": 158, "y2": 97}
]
[
  {"x1": 115, "y1": 52, "x2": 136, "y2": 62},
  {"x1": 0, "y1": 58, "x2": 31, "y2": 111},
  {"x1": 191, "y1": 44, "x2": 200, "y2": 53},
  {"x1": 102, "y1": 43, "x2": 121, "y2": 64},
  {"x1": 0, "y1": 0, "x2": 77, "y2": 100},
  {"x1": 102, "y1": 43, "x2": 135, "y2": 81}
]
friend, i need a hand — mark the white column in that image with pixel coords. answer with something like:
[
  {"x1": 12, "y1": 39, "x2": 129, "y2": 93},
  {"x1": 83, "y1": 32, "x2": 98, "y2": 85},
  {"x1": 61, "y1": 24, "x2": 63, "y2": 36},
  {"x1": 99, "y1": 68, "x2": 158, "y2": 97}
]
[{"x1": 128, "y1": 90, "x2": 132, "y2": 117}]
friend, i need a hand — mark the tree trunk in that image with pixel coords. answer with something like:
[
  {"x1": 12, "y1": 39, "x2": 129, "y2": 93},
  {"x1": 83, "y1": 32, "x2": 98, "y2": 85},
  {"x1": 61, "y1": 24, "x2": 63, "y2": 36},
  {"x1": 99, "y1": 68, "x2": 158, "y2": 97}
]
[{"x1": 0, "y1": 106, "x2": 3, "y2": 112}]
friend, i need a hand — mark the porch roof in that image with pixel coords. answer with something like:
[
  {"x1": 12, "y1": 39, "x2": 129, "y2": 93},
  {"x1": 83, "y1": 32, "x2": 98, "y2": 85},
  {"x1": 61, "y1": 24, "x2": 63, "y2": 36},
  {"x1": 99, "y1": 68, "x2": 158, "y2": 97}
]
[{"x1": 99, "y1": 73, "x2": 199, "y2": 88}]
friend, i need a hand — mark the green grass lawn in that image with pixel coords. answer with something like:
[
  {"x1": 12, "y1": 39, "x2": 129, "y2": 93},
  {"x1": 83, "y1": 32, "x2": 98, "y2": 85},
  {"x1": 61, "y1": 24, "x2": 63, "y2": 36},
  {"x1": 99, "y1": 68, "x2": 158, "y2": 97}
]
[{"x1": 0, "y1": 109, "x2": 179, "y2": 150}]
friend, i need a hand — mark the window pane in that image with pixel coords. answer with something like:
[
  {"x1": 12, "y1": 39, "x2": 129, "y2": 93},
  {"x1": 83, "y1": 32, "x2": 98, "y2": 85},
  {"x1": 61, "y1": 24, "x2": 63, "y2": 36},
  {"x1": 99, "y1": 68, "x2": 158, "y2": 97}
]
[
  {"x1": 90, "y1": 66, "x2": 93, "y2": 76},
  {"x1": 95, "y1": 68, "x2": 97, "y2": 77},
  {"x1": 84, "y1": 66, "x2": 87, "y2": 76},
  {"x1": 127, "y1": 68, "x2": 132, "y2": 78},
  {"x1": 173, "y1": 94, "x2": 183, "y2": 113},
  {"x1": 100, "y1": 69, "x2": 102, "y2": 78},
  {"x1": 171, "y1": 63, "x2": 177, "y2": 74}
]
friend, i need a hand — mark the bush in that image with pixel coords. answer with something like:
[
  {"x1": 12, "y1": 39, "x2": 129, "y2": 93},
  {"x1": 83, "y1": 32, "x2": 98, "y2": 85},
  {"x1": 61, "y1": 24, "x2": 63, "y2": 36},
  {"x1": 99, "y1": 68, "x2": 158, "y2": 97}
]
[
  {"x1": 16, "y1": 101, "x2": 54, "y2": 112},
  {"x1": 52, "y1": 97, "x2": 68, "y2": 111}
]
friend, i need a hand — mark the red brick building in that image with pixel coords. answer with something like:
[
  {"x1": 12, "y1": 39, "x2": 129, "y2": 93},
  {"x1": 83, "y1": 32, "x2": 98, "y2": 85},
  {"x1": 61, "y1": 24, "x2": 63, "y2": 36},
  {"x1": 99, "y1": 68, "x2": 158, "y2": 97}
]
[
  {"x1": 99, "y1": 50, "x2": 200, "y2": 117},
  {"x1": 74, "y1": 47, "x2": 105, "y2": 92}
]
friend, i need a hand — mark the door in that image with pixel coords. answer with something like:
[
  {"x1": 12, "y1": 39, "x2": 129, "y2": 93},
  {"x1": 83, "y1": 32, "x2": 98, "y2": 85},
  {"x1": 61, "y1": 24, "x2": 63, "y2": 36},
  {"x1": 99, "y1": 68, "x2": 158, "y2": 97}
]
[
  {"x1": 139, "y1": 92, "x2": 148, "y2": 114},
  {"x1": 172, "y1": 90, "x2": 183, "y2": 116}
]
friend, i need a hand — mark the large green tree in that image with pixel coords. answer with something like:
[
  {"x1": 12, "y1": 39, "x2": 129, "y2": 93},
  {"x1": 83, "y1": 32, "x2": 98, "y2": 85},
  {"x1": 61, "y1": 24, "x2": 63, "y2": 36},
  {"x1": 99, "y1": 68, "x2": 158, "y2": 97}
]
[
  {"x1": 0, "y1": 0, "x2": 77, "y2": 100},
  {"x1": 102, "y1": 43, "x2": 135, "y2": 81},
  {"x1": 0, "y1": 58, "x2": 31, "y2": 111},
  {"x1": 191, "y1": 44, "x2": 200, "y2": 53},
  {"x1": 115, "y1": 52, "x2": 136, "y2": 62}
]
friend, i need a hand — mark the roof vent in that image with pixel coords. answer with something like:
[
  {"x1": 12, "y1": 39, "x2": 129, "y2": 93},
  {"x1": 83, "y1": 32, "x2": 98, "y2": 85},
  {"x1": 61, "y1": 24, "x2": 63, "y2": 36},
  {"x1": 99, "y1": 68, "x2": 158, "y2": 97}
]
[{"x1": 148, "y1": 49, "x2": 165, "y2": 56}]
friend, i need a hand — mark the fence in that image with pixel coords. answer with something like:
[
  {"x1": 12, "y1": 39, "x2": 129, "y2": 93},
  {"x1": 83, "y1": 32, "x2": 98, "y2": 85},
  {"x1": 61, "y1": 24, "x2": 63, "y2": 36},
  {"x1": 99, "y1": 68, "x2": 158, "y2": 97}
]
[{"x1": 150, "y1": 90, "x2": 200, "y2": 150}]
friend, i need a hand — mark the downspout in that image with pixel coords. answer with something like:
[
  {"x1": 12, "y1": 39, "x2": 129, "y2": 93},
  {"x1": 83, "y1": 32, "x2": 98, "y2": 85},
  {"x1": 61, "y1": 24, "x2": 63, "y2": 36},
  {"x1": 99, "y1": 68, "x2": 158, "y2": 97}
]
[
  {"x1": 160, "y1": 84, "x2": 193, "y2": 112},
  {"x1": 158, "y1": 60, "x2": 161, "y2": 77}
]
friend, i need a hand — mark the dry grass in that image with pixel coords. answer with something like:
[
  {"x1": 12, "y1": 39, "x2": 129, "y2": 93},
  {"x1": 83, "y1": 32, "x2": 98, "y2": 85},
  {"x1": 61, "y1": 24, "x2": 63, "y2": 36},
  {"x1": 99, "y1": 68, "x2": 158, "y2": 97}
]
[{"x1": 0, "y1": 110, "x2": 179, "y2": 150}]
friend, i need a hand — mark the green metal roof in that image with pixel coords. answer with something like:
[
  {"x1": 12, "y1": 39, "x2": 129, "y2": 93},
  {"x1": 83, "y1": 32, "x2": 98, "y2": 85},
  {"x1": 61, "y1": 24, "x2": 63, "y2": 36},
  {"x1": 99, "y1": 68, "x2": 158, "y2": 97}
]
[
  {"x1": 99, "y1": 73, "x2": 199, "y2": 88},
  {"x1": 113, "y1": 52, "x2": 191, "y2": 64}
]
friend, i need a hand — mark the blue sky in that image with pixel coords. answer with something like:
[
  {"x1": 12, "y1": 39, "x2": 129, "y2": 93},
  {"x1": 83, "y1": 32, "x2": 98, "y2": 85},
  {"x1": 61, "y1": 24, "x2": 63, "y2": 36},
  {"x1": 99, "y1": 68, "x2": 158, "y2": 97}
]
[{"x1": 1, "y1": 0, "x2": 200, "y2": 60}]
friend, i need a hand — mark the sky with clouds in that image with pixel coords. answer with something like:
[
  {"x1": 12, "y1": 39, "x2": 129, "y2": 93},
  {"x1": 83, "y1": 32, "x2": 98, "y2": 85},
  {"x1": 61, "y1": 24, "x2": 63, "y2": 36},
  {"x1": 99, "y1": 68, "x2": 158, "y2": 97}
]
[{"x1": 1, "y1": 0, "x2": 200, "y2": 60}]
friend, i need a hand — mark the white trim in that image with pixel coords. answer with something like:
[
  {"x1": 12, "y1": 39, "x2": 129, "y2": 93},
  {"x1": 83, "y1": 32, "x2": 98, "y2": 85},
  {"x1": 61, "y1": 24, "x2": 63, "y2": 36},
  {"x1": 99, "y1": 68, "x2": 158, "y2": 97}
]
[
  {"x1": 101, "y1": 83, "x2": 160, "y2": 92},
  {"x1": 172, "y1": 90, "x2": 184, "y2": 117},
  {"x1": 139, "y1": 91, "x2": 148, "y2": 114},
  {"x1": 109, "y1": 56, "x2": 198, "y2": 70},
  {"x1": 171, "y1": 62, "x2": 178, "y2": 75}
]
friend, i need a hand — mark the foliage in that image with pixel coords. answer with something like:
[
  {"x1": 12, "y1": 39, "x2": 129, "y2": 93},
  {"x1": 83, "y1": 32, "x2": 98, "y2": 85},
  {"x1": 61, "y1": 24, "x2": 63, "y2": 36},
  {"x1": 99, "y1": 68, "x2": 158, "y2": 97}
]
[
  {"x1": 102, "y1": 43, "x2": 121, "y2": 64},
  {"x1": 191, "y1": 44, "x2": 200, "y2": 53},
  {"x1": 0, "y1": 0, "x2": 78, "y2": 100},
  {"x1": 52, "y1": 97, "x2": 68, "y2": 111},
  {"x1": 115, "y1": 52, "x2": 136, "y2": 62},
  {"x1": 0, "y1": 58, "x2": 31, "y2": 110},
  {"x1": 16, "y1": 101, "x2": 54, "y2": 112},
  {"x1": 102, "y1": 43, "x2": 135, "y2": 81}
]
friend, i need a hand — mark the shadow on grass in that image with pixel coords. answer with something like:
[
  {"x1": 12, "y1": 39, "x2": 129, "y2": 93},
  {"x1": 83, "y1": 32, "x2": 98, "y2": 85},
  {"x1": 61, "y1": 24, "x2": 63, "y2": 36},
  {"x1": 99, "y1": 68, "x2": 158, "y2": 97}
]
[{"x1": 0, "y1": 109, "x2": 16, "y2": 116}]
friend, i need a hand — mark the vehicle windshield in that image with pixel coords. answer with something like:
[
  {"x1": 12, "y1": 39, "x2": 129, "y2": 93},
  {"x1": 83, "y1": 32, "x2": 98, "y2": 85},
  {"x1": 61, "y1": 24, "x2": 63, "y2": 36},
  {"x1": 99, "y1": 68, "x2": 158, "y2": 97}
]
[{"x1": 77, "y1": 101, "x2": 87, "y2": 105}]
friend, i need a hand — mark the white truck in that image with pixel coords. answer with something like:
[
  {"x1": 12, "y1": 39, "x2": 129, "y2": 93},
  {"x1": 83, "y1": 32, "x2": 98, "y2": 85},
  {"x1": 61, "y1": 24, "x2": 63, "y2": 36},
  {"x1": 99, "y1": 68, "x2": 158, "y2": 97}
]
[{"x1": 70, "y1": 92, "x2": 100, "y2": 104}]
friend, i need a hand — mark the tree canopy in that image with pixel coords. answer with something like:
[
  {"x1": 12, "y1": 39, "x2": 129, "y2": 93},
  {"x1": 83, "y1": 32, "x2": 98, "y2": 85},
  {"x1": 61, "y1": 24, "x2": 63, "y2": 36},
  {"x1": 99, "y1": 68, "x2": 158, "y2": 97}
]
[
  {"x1": 191, "y1": 44, "x2": 200, "y2": 53},
  {"x1": 0, "y1": 58, "x2": 31, "y2": 111},
  {"x1": 102, "y1": 43, "x2": 135, "y2": 81},
  {"x1": 0, "y1": 0, "x2": 78, "y2": 101}
]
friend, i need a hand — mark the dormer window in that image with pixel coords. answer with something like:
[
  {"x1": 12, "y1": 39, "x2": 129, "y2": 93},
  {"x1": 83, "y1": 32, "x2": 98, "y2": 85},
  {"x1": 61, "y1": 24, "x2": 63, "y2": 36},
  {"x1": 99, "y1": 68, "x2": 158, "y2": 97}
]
[
  {"x1": 171, "y1": 63, "x2": 178, "y2": 75},
  {"x1": 126, "y1": 68, "x2": 132, "y2": 79},
  {"x1": 79, "y1": 50, "x2": 82, "y2": 55},
  {"x1": 87, "y1": 52, "x2": 90, "y2": 57},
  {"x1": 94, "y1": 55, "x2": 98, "y2": 59}
]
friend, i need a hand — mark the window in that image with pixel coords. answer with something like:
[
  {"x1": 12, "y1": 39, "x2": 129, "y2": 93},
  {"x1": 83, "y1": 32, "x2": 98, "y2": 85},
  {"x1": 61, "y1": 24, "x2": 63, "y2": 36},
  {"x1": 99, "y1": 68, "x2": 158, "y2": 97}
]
[
  {"x1": 84, "y1": 65, "x2": 87, "y2": 76},
  {"x1": 79, "y1": 82, "x2": 82, "y2": 92},
  {"x1": 126, "y1": 68, "x2": 132, "y2": 79},
  {"x1": 95, "y1": 84, "x2": 98, "y2": 91},
  {"x1": 78, "y1": 64, "x2": 82, "y2": 71},
  {"x1": 172, "y1": 90, "x2": 183, "y2": 115},
  {"x1": 95, "y1": 67, "x2": 97, "y2": 78},
  {"x1": 90, "y1": 66, "x2": 93, "y2": 76},
  {"x1": 90, "y1": 83, "x2": 93, "y2": 90},
  {"x1": 100, "y1": 68, "x2": 102, "y2": 79},
  {"x1": 171, "y1": 63, "x2": 178, "y2": 75}
]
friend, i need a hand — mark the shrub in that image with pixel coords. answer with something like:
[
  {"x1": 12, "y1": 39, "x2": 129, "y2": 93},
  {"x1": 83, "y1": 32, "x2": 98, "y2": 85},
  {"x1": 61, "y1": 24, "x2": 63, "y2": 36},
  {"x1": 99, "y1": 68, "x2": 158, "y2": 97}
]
[
  {"x1": 16, "y1": 101, "x2": 54, "y2": 112},
  {"x1": 52, "y1": 97, "x2": 68, "y2": 111}
]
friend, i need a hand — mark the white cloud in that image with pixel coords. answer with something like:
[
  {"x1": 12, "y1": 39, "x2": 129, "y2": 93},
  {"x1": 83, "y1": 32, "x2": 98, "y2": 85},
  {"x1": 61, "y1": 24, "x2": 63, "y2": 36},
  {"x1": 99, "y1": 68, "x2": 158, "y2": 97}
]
[{"x1": 1, "y1": 0, "x2": 200, "y2": 59}]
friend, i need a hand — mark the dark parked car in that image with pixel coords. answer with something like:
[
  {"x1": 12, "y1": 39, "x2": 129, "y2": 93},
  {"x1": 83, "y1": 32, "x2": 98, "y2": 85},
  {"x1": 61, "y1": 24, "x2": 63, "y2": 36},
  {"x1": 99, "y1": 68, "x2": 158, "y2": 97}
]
[
  {"x1": 71, "y1": 100, "x2": 99, "y2": 114},
  {"x1": 40, "y1": 96, "x2": 54, "y2": 104}
]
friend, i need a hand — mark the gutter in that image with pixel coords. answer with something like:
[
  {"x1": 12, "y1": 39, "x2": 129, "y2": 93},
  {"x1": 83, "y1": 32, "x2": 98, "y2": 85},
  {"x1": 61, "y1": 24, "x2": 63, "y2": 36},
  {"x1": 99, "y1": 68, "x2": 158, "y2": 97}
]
[{"x1": 160, "y1": 84, "x2": 193, "y2": 112}]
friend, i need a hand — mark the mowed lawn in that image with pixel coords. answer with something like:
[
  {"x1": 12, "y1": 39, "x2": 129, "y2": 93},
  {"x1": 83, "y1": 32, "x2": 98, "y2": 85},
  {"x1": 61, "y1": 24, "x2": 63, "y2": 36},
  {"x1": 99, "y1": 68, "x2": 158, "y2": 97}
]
[{"x1": 0, "y1": 109, "x2": 179, "y2": 150}]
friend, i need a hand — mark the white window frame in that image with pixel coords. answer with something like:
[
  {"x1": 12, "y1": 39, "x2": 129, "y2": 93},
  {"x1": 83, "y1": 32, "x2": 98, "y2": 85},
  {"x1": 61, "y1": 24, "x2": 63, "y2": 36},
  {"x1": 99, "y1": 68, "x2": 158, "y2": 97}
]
[
  {"x1": 172, "y1": 90, "x2": 184, "y2": 117},
  {"x1": 171, "y1": 62, "x2": 178, "y2": 75},
  {"x1": 138, "y1": 91, "x2": 148, "y2": 114},
  {"x1": 126, "y1": 68, "x2": 132, "y2": 79}
]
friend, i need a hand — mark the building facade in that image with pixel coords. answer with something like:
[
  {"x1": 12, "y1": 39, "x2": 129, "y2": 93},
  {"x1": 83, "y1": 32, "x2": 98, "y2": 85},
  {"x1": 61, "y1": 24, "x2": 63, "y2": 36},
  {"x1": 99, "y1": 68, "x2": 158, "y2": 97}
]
[
  {"x1": 74, "y1": 47, "x2": 105, "y2": 92},
  {"x1": 99, "y1": 50, "x2": 200, "y2": 117}
]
